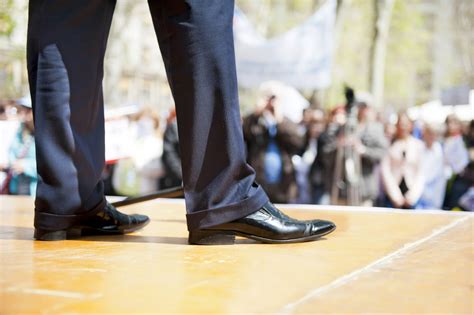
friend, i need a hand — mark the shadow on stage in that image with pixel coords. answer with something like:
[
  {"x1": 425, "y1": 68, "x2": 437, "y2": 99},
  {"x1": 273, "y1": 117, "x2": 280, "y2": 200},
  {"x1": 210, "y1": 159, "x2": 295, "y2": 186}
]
[{"x1": 0, "y1": 225, "x2": 329, "y2": 245}]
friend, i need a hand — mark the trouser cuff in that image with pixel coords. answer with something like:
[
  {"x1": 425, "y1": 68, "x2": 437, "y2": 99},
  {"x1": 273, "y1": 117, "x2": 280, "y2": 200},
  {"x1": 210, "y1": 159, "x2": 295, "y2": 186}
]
[
  {"x1": 34, "y1": 198, "x2": 106, "y2": 231},
  {"x1": 186, "y1": 184, "x2": 269, "y2": 231}
]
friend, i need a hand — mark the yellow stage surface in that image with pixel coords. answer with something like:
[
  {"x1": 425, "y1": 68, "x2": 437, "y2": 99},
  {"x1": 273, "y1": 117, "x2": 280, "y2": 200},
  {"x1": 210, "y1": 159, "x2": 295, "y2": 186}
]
[{"x1": 0, "y1": 196, "x2": 472, "y2": 314}]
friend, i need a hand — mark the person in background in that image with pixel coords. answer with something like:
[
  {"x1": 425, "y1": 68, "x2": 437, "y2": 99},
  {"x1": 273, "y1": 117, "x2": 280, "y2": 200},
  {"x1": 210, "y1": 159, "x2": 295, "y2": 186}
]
[
  {"x1": 443, "y1": 114, "x2": 470, "y2": 210},
  {"x1": 355, "y1": 102, "x2": 388, "y2": 206},
  {"x1": 113, "y1": 107, "x2": 164, "y2": 196},
  {"x1": 161, "y1": 108, "x2": 182, "y2": 189},
  {"x1": 417, "y1": 124, "x2": 446, "y2": 209},
  {"x1": 458, "y1": 119, "x2": 474, "y2": 211},
  {"x1": 293, "y1": 108, "x2": 325, "y2": 203},
  {"x1": 309, "y1": 106, "x2": 346, "y2": 204},
  {"x1": 463, "y1": 120, "x2": 474, "y2": 186},
  {"x1": 384, "y1": 121, "x2": 397, "y2": 144},
  {"x1": 0, "y1": 100, "x2": 19, "y2": 121},
  {"x1": 5, "y1": 101, "x2": 37, "y2": 195},
  {"x1": 465, "y1": 120, "x2": 474, "y2": 149},
  {"x1": 411, "y1": 119, "x2": 423, "y2": 140},
  {"x1": 0, "y1": 102, "x2": 19, "y2": 192},
  {"x1": 0, "y1": 103, "x2": 7, "y2": 120},
  {"x1": 381, "y1": 112, "x2": 424, "y2": 209},
  {"x1": 243, "y1": 93, "x2": 304, "y2": 204},
  {"x1": 299, "y1": 108, "x2": 316, "y2": 134},
  {"x1": 0, "y1": 104, "x2": 8, "y2": 183}
]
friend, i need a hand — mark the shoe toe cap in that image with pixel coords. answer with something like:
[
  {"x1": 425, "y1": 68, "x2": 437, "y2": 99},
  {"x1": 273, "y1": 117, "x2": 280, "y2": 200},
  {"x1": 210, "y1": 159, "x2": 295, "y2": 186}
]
[
  {"x1": 131, "y1": 214, "x2": 150, "y2": 224},
  {"x1": 310, "y1": 219, "x2": 336, "y2": 235}
]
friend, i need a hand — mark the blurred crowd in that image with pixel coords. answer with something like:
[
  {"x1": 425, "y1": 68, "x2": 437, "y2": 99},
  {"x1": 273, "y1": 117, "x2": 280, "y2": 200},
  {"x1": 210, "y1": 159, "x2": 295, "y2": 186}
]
[
  {"x1": 1, "y1": 93, "x2": 473, "y2": 211},
  {"x1": 0, "y1": 99, "x2": 36, "y2": 196}
]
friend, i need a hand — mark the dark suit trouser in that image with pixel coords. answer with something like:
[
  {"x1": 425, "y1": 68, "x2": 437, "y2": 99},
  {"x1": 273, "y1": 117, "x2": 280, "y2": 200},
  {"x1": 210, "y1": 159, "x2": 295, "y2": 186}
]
[{"x1": 27, "y1": 0, "x2": 269, "y2": 231}]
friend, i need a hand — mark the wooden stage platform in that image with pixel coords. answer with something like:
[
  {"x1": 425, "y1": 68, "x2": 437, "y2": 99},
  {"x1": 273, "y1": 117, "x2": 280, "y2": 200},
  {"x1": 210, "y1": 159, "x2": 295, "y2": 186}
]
[{"x1": 0, "y1": 196, "x2": 472, "y2": 314}]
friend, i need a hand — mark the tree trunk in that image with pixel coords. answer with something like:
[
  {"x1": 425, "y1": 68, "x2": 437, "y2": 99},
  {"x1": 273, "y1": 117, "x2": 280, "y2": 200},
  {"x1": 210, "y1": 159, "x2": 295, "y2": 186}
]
[
  {"x1": 324, "y1": 0, "x2": 350, "y2": 108},
  {"x1": 370, "y1": 0, "x2": 396, "y2": 108}
]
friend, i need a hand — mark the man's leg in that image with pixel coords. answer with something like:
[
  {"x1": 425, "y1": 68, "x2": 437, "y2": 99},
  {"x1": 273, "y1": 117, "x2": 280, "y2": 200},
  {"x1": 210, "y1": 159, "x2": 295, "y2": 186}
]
[
  {"x1": 148, "y1": 0, "x2": 269, "y2": 231},
  {"x1": 148, "y1": 0, "x2": 335, "y2": 244},
  {"x1": 28, "y1": 0, "x2": 148, "y2": 238}
]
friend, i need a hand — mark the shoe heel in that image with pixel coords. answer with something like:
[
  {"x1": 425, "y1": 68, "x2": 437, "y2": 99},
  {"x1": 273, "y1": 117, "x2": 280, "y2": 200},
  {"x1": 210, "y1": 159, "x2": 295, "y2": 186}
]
[
  {"x1": 34, "y1": 229, "x2": 67, "y2": 241},
  {"x1": 188, "y1": 230, "x2": 235, "y2": 245}
]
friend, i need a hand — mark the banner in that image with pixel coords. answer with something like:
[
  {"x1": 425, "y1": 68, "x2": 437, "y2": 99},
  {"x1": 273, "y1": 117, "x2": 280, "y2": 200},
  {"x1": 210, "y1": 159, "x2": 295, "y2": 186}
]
[{"x1": 234, "y1": 0, "x2": 336, "y2": 89}]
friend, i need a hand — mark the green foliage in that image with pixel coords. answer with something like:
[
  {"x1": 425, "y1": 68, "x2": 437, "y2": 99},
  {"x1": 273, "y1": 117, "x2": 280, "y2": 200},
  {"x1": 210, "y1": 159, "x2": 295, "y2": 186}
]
[
  {"x1": 384, "y1": 0, "x2": 432, "y2": 107},
  {"x1": 0, "y1": 0, "x2": 15, "y2": 36},
  {"x1": 326, "y1": 0, "x2": 375, "y2": 107},
  {"x1": 0, "y1": 0, "x2": 471, "y2": 108},
  {"x1": 447, "y1": 0, "x2": 474, "y2": 87}
]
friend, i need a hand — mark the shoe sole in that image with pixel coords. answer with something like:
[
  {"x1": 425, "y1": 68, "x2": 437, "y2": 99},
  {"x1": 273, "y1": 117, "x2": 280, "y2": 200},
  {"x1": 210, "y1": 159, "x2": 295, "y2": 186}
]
[
  {"x1": 189, "y1": 225, "x2": 336, "y2": 245},
  {"x1": 34, "y1": 219, "x2": 151, "y2": 241}
]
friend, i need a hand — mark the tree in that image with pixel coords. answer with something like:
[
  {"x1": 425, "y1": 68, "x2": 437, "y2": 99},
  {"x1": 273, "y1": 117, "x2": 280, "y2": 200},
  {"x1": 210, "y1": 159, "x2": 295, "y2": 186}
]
[
  {"x1": 0, "y1": 0, "x2": 15, "y2": 36},
  {"x1": 384, "y1": 0, "x2": 432, "y2": 108},
  {"x1": 369, "y1": 0, "x2": 395, "y2": 108}
]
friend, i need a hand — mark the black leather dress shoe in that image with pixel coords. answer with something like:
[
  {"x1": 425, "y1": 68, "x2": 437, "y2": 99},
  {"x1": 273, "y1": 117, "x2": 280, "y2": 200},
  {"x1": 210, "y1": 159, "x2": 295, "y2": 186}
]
[
  {"x1": 188, "y1": 202, "x2": 336, "y2": 245},
  {"x1": 34, "y1": 202, "x2": 150, "y2": 241}
]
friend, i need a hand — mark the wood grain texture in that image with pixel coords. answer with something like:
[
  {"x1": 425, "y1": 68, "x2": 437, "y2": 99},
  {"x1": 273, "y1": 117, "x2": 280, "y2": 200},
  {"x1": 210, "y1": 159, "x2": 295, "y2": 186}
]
[{"x1": 0, "y1": 196, "x2": 472, "y2": 314}]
